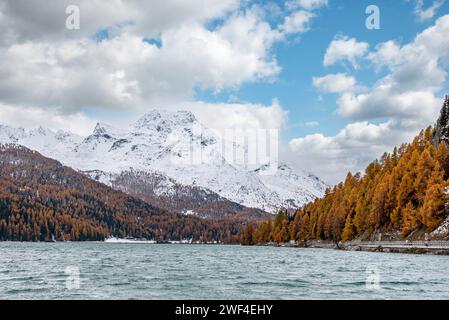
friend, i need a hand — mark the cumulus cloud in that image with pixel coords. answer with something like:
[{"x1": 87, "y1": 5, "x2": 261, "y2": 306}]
[
  {"x1": 414, "y1": 0, "x2": 445, "y2": 21},
  {"x1": 0, "y1": 103, "x2": 96, "y2": 136},
  {"x1": 0, "y1": 1, "x2": 321, "y2": 117},
  {"x1": 336, "y1": 91, "x2": 441, "y2": 121},
  {"x1": 180, "y1": 99, "x2": 287, "y2": 132},
  {"x1": 0, "y1": 8, "x2": 286, "y2": 112},
  {"x1": 0, "y1": 0, "x2": 240, "y2": 45},
  {"x1": 323, "y1": 35, "x2": 369, "y2": 68},
  {"x1": 312, "y1": 73, "x2": 357, "y2": 93},
  {"x1": 281, "y1": 11, "x2": 314, "y2": 34},
  {"x1": 367, "y1": 40, "x2": 402, "y2": 70},
  {"x1": 288, "y1": 120, "x2": 414, "y2": 184}
]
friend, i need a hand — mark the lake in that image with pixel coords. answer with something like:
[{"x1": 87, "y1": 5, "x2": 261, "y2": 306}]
[{"x1": 0, "y1": 243, "x2": 448, "y2": 299}]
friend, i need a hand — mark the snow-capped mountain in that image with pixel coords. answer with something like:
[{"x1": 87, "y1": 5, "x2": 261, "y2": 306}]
[{"x1": 0, "y1": 110, "x2": 327, "y2": 213}]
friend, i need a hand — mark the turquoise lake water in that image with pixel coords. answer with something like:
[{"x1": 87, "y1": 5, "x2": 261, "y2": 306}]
[{"x1": 0, "y1": 243, "x2": 448, "y2": 299}]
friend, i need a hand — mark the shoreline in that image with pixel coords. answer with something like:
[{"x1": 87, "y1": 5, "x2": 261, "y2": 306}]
[
  {"x1": 342, "y1": 243, "x2": 449, "y2": 255},
  {"x1": 2, "y1": 239, "x2": 449, "y2": 255},
  {"x1": 261, "y1": 240, "x2": 449, "y2": 255}
]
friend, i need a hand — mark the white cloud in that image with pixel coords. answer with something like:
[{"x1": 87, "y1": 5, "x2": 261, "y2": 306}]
[
  {"x1": 180, "y1": 99, "x2": 287, "y2": 132},
  {"x1": 0, "y1": 103, "x2": 96, "y2": 136},
  {"x1": 0, "y1": 2, "x2": 319, "y2": 115},
  {"x1": 367, "y1": 40, "x2": 402, "y2": 69},
  {"x1": 323, "y1": 35, "x2": 369, "y2": 68},
  {"x1": 281, "y1": 11, "x2": 314, "y2": 34},
  {"x1": 288, "y1": 120, "x2": 413, "y2": 184},
  {"x1": 312, "y1": 73, "x2": 357, "y2": 93},
  {"x1": 0, "y1": 0, "x2": 240, "y2": 45},
  {"x1": 414, "y1": 0, "x2": 445, "y2": 21},
  {"x1": 337, "y1": 90, "x2": 441, "y2": 121}
]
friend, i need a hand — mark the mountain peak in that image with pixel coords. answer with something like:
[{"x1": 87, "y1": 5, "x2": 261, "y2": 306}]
[
  {"x1": 91, "y1": 122, "x2": 121, "y2": 138},
  {"x1": 134, "y1": 109, "x2": 198, "y2": 131},
  {"x1": 93, "y1": 123, "x2": 107, "y2": 135},
  {"x1": 29, "y1": 126, "x2": 53, "y2": 136},
  {"x1": 135, "y1": 110, "x2": 162, "y2": 126}
]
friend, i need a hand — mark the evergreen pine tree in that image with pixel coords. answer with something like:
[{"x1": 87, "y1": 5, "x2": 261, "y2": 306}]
[{"x1": 440, "y1": 95, "x2": 449, "y2": 138}]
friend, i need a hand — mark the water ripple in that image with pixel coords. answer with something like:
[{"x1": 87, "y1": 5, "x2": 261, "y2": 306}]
[{"x1": 1, "y1": 243, "x2": 449, "y2": 299}]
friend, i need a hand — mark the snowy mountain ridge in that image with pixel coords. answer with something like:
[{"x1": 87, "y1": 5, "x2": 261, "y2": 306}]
[{"x1": 0, "y1": 110, "x2": 327, "y2": 213}]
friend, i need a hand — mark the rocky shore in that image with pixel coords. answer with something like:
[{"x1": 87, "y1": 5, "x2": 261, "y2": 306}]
[{"x1": 266, "y1": 240, "x2": 449, "y2": 255}]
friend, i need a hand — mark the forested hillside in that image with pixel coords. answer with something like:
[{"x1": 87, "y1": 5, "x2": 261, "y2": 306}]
[
  {"x1": 242, "y1": 96, "x2": 449, "y2": 244},
  {"x1": 0, "y1": 144, "x2": 245, "y2": 242}
]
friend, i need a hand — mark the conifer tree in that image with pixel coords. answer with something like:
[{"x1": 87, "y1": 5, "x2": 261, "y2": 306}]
[
  {"x1": 414, "y1": 148, "x2": 435, "y2": 205},
  {"x1": 370, "y1": 180, "x2": 389, "y2": 229},
  {"x1": 420, "y1": 164, "x2": 448, "y2": 229},
  {"x1": 436, "y1": 142, "x2": 449, "y2": 179},
  {"x1": 300, "y1": 213, "x2": 310, "y2": 240},
  {"x1": 241, "y1": 224, "x2": 255, "y2": 245},
  {"x1": 342, "y1": 214, "x2": 354, "y2": 242},
  {"x1": 439, "y1": 95, "x2": 449, "y2": 137},
  {"x1": 402, "y1": 202, "x2": 418, "y2": 237}
]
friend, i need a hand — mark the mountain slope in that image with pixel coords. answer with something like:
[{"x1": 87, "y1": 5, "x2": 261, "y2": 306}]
[
  {"x1": 0, "y1": 144, "x2": 245, "y2": 241},
  {"x1": 85, "y1": 169, "x2": 268, "y2": 218},
  {"x1": 0, "y1": 110, "x2": 326, "y2": 214}
]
